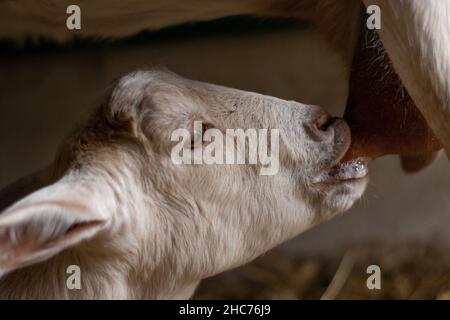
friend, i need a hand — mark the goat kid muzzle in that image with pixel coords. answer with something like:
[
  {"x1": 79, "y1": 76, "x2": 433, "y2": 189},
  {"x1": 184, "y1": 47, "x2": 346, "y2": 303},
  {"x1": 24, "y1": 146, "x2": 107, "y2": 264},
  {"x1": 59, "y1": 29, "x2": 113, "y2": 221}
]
[{"x1": 312, "y1": 114, "x2": 369, "y2": 185}]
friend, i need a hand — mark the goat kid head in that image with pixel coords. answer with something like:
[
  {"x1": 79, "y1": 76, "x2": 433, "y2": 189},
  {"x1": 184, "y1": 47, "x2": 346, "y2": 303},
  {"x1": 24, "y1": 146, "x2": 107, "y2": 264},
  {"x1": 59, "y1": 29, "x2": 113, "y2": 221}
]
[{"x1": 0, "y1": 70, "x2": 367, "y2": 298}]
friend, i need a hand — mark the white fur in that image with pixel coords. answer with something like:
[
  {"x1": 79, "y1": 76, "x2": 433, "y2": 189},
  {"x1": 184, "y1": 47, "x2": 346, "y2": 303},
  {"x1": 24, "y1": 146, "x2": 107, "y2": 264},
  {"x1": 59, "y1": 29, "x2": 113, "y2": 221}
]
[{"x1": 0, "y1": 70, "x2": 367, "y2": 299}]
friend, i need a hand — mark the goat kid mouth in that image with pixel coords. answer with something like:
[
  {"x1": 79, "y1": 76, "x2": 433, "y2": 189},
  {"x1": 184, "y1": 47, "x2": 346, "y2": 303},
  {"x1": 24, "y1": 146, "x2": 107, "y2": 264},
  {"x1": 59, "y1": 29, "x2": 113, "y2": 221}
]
[{"x1": 313, "y1": 118, "x2": 369, "y2": 184}]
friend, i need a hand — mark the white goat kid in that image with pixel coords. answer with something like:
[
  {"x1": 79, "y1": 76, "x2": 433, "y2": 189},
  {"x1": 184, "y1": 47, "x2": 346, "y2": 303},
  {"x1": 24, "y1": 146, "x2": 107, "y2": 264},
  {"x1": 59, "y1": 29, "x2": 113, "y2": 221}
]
[{"x1": 0, "y1": 70, "x2": 367, "y2": 299}]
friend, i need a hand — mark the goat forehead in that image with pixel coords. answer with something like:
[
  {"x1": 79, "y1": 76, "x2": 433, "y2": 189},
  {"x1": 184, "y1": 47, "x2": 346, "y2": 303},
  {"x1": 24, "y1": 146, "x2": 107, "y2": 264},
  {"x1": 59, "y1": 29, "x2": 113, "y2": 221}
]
[{"x1": 110, "y1": 70, "x2": 264, "y2": 105}]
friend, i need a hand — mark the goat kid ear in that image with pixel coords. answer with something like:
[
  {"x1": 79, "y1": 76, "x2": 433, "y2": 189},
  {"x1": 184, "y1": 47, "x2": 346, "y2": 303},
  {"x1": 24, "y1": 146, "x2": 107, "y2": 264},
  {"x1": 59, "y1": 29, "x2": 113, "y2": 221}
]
[{"x1": 0, "y1": 175, "x2": 110, "y2": 277}]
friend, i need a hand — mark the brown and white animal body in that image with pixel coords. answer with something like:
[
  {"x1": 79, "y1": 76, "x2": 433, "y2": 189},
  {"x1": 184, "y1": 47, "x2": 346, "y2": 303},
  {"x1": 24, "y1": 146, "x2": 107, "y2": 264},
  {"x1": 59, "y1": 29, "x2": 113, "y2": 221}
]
[
  {"x1": 0, "y1": 70, "x2": 367, "y2": 298},
  {"x1": 1, "y1": 0, "x2": 447, "y2": 159}
]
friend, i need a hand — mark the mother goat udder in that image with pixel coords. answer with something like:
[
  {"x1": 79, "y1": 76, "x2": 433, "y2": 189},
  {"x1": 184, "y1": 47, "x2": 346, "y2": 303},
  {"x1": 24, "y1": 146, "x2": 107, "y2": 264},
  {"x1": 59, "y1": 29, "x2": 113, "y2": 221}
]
[{"x1": 342, "y1": 11, "x2": 443, "y2": 173}]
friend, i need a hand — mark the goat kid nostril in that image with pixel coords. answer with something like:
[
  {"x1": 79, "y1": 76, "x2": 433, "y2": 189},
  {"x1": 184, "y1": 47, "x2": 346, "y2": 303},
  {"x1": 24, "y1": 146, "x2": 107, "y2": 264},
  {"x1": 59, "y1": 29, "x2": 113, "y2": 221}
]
[{"x1": 314, "y1": 112, "x2": 334, "y2": 132}]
